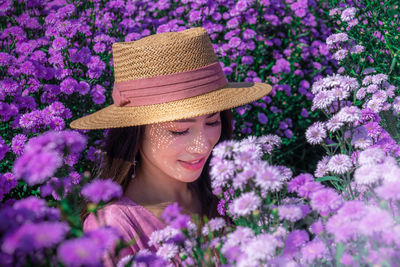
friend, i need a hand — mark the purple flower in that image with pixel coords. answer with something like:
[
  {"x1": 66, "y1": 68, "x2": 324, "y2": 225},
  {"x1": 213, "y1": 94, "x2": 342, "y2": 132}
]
[
  {"x1": 57, "y1": 237, "x2": 103, "y2": 267},
  {"x1": 2, "y1": 222, "x2": 69, "y2": 254},
  {"x1": 358, "y1": 206, "x2": 393, "y2": 236},
  {"x1": 0, "y1": 136, "x2": 10, "y2": 161},
  {"x1": 13, "y1": 150, "x2": 63, "y2": 185},
  {"x1": 282, "y1": 230, "x2": 309, "y2": 258},
  {"x1": 52, "y1": 37, "x2": 67, "y2": 50},
  {"x1": 217, "y1": 199, "x2": 226, "y2": 216},
  {"x1": 77, "y1": 81, "x2": 90, "y2": 95},
  {"x1": 305, "y1": 122, "x2": 326, "y2": 145},
  {"x1": 257, "y1": 112, "x2": 268, "y2": 124},
  {"x1": 310, "y1": 188, "x2": 343, "y2": 215},
  {"x1": 228, "y1": 37, "x2": 241, "y2": 48},
  {"x1": 86, "y1": 227, "x2": 121, "y2": 251},
  {"x1": 241, "y1": 55, "x2": 254, "y2": 65},
  {"x1": 11, "y1": 134, "x2": 26, "y2": 156},
  {"x1": 229, "y1": 191, "x2": 261, "y2": 217},
  {"x1": 310, "y1": 219, "x2": 324, "y2": 235},
  {"x1": 81, "y1": 179, "x2": 122, "y2": 204},
  {"x1": 60, "y1": 77, "x2": 78, "y2": 95},
  {"x1": 272, "y1": 58, "x2": 290, "y2": 74},
  {"x1": 287, "y1": 173, "x2": 314, "y2": 193},
  {"x1": 297, "y1": 181, "x2": 324, "y2": 199},
  {"x1": 0, "y1": 173, "x2": 17, "y2": 201}
]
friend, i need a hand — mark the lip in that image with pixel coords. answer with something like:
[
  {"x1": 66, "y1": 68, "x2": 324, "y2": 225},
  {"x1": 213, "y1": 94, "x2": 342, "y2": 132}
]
[{"x1": 178, "y1": 157, "x2": 206, "y2": 170}]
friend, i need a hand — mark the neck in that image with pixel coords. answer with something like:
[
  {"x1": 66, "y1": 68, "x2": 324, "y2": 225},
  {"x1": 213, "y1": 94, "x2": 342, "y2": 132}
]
[{"x1": 125, "y1": 163, "x2": 196, "y2": 212}]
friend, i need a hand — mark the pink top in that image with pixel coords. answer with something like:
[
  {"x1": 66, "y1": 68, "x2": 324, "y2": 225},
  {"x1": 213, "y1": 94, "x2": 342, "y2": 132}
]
[{"x1": 83, "y1": 196, "x2": 166, "y2": 266}]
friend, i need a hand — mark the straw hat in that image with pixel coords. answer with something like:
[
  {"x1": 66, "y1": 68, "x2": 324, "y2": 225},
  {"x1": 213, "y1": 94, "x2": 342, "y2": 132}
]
[{"x1": 70, "y1": 27, "x2": 272, "y2": 130}]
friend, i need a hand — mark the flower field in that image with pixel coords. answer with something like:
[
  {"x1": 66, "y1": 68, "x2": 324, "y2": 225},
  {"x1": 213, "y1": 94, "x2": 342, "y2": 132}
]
[{"x1": 1, "y1": 0, "x2": 400, "y2": 266}]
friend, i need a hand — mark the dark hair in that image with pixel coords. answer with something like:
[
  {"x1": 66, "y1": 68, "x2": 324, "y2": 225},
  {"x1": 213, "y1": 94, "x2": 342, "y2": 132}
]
[{"x1": 84, "y1": 110, "x2": 233, "y2": 219}]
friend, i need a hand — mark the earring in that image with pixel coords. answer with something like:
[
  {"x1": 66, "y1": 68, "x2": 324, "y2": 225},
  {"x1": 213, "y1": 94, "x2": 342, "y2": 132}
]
[{"x1": 131, "y1": 160, "x2": 137, "y2": 179}]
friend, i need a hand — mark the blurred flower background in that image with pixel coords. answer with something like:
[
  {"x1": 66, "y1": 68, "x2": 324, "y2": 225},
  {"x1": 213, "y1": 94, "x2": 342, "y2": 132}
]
[{"x1": 0, "y1": 0, "x2": 399, "y2": 266}]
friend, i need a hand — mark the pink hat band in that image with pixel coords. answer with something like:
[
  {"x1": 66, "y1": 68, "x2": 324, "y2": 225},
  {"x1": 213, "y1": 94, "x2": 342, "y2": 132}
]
[{"x1": 112, "y1": 62, "x2": 228, "y2": 107}]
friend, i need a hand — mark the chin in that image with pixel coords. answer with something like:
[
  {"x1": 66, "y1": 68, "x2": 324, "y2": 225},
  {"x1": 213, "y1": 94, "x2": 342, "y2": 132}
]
[{"x1": 174, "y1": 170, "x2": 203, "y2": 183}]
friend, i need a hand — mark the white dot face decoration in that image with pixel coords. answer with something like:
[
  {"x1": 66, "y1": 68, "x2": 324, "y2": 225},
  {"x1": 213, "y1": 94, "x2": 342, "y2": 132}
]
[{"x1": 139, "y1": 113, "x2": 222, "y2": 183}]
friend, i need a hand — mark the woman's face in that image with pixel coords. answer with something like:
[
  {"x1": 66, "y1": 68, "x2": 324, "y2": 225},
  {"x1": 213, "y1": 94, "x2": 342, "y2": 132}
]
[{"x1": 139, "y1": 112, "x2": 222, "y2": 183}]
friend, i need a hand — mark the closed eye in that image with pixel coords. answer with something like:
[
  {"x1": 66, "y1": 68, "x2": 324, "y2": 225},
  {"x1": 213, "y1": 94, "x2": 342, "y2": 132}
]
[{"x1": 170, "y1": 120, "x2": 220, "y2": 136}]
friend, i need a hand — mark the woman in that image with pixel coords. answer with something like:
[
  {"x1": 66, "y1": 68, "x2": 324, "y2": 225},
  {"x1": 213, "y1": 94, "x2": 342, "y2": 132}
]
[{"x1": 70, "y1": 27, "x2": 272, "y2": 265}]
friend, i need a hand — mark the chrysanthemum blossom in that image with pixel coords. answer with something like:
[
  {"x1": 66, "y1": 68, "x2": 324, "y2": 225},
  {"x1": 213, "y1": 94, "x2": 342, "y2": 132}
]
[
  {"x1": 222, "y1": 226, "x2": 254, "y2": 254},
  {"x1": 351, "y1": 127, "x2": 373, "y2": 149},
  {"x1": 156, "y1": 243, "x2": 179, "y2": 260},
  {"x1": 287, "y1": 173, "x2": 314, "y2": 193},
  {"x1": 376, "y1": 181, "x2": 400, "y2": 201},
  {"x1": 210, "y1": 159, "x2": 236, "y2": 185},
  {"x1": 2, "y1": 222, "x2": 69, "y2": 254},
  {"x1": 337, "y1": 200, "x2": 367, "y2": 220},
  {"x1": 325, "y1": 115, "x2": 343, "y2": 132},
  {"x1": 337, "y1": 106, "x2": 362, "y2": 123},
  {"x1": 381, "y1": 163, "x2": 400, "y2": 182},
  {"x1": 333, "y1": 49, "x2": 348, "y2": 61},
  {"x1": 354, "y1": 164, "x2": 381, "y2": 185},
  {"x1": 255, "y1": 165, "x2": 283, "y2": 191},
  {"x1": 13, "y1": 150, "x2": 63, "y2": 185},
  {"x1": 341, "y1": 7, "x2": 357, "y2": 22},
  {"x1": 202, "y1": 217, "x2": 226, "y2": 235},
  {"x1": 81, "y1": 179, "x2": 122, "y2": 204},
  {"x1": 358, "y1": 206, "x2": 393, "y2": 236},
  {"x1": 300, "y1": 240, "x2": 328, "y2": 263},
  {"x1": 229, "y1": 192, "x2": 261, "y2": 217},
  {"x1": 310, "y1": 188, "x2": 342, "y2": 215},
  {"x1": 314, "y1": 156, "x2": 330, "y2": 178},
  {"x1": 326, "y1": 33, "x2": 348, "y2": 46},
  {"x1": 327, "y1": 154, "x2": 352, "y2": 174},
  {"x1": 305, "y1": 122, "x2": 326, "y2": 145},
  {"x1": 148, "y1": 226, "x2": 180, "y2": 247},
  {"x1": 242, "y1": 234, "x2": 278, "y2": 261},
  {"x1": 326, "y1": 214, "x2": 357, "y2": 242},
  {"x1": 57, "y1": 237, "x2": 103, "y2": 267},
  {"x1": 311, "y1": 90, "x2": 335, "y2": 111},
  {"x1": 358, "y1": 147, "x2": 386, "y2": 165},
  {"x1": 278, "y1": 205, "x2": 303, "y2": 222}
]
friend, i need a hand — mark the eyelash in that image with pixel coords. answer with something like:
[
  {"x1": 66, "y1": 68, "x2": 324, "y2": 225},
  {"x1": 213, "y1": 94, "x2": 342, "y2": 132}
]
[{"x1": 170, "y1": 121, "x2": 221, "y2": 136}]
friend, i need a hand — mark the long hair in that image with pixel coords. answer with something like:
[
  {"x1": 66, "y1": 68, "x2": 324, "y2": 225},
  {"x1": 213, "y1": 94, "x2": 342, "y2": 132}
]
[{"x1": 82, "y1": 110, "x2": 233, "y2": 220}]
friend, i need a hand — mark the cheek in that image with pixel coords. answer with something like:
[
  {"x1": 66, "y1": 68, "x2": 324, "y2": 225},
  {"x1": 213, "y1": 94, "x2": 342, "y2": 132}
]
[
  {"x1": 142, "y1": 124, "x2": 183, "y2": 162},
  {"x1": 208, "y1": 125, "x2": 222, "y2": 147}
]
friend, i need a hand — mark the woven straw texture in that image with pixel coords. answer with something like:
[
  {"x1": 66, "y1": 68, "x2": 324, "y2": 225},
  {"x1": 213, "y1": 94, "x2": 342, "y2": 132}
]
[
  {"x1": 113, "y1": 27, "x2": 217, "y2": 83},
  {"x1": 70, "y1": 27, "x2": 273, "y2": 129},
  {"x1": 70, "y1": 82, "x2": 272, "y2": 129}
]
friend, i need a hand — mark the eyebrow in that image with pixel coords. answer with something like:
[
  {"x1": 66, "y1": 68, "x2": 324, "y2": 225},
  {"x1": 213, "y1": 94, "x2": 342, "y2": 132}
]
[{"x1": 174, "y1": 113, "x2": 218, "y2": 123}]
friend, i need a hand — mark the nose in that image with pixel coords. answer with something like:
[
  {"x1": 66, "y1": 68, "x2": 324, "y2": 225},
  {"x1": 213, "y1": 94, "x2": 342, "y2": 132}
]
[{"x1": 186, "y1": 128, "x2": 211, "y2": 154}]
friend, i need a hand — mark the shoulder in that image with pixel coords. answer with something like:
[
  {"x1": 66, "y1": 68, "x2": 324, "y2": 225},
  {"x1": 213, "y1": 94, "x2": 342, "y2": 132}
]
[{"x1": 83, "y1": 197, "x2": 142, "y2": 234}]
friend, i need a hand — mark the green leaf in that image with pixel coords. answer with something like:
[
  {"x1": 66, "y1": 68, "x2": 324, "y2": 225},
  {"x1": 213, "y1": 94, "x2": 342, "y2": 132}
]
[{"x1": 315, "y1": 176, "x2": 342, "y2": 182}]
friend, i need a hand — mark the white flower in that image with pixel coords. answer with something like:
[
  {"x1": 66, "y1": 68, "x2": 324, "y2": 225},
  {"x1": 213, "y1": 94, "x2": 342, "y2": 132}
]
[
  {"x1": 156, "y1": 243, "x2": 178, "y2": 260},
  {"x1": 327, "y1": 154, "x2": 353, "y2": 174},
  {"x1": 229, "y1": 192, "x2": 261, "y2": 217}
]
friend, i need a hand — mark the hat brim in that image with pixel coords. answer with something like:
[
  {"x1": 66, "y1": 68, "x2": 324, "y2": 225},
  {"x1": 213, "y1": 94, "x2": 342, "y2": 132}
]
[{"x1": 70, "y1": 82, "x2": 272, "y2": 130}]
